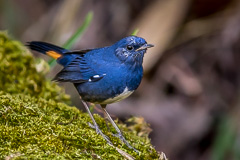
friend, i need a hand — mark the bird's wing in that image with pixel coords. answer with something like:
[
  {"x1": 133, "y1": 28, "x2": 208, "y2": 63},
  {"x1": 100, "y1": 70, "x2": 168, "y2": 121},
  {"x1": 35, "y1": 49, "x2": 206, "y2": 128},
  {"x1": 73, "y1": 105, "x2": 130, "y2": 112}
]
[
  {"x1": 53, "y1": 52, "x2": 105, "y2": 83},
  {"x1": 56, "y1": 49, "x2": 93, "y2": 66}
]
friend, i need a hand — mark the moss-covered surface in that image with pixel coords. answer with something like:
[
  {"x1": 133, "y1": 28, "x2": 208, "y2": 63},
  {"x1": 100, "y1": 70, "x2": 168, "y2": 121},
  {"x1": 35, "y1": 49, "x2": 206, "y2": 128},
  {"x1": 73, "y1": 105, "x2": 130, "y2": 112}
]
[
  {"x1": 0, "y1": 31, "x2": 70, "y2": 102},
  {"x1": 0, "y1": 31, "x2": 162, "y2": 159}
]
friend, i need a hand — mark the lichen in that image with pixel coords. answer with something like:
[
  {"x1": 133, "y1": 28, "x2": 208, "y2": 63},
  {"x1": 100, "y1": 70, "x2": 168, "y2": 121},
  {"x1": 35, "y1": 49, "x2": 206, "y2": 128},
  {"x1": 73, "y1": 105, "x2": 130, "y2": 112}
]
[{"x1": 0, "y1": 31, "x2": 162, "y2": 159}]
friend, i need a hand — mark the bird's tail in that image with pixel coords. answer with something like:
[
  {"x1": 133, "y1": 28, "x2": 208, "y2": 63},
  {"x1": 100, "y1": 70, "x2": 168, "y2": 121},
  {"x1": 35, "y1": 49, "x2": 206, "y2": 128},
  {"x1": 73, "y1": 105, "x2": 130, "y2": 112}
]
[{"x1": 26, "y1": 41, "x2": 68, "y2": 59}]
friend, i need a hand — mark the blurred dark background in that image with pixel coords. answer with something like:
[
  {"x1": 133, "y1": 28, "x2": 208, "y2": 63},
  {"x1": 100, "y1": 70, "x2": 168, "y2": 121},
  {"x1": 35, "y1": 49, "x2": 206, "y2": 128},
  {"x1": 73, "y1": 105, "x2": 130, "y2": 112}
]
[{"x1": 1, "y1": 0, "x2": 240, "y2": 159}]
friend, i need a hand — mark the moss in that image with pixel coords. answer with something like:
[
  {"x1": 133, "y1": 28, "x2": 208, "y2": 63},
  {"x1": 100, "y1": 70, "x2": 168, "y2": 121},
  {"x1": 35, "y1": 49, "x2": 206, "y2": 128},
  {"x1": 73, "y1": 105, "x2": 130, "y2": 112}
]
[
  {"x1": 0, "y1": 31, "x2": 163, "y2": 159},
  {"x1": 0, "y1": 31, "x2": 70, "y2": 102}
]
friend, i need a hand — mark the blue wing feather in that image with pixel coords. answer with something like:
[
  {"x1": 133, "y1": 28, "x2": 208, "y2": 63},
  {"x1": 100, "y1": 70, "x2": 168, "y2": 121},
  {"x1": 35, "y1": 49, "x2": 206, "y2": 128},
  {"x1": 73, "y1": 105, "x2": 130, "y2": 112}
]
[{"x1": 53, "y1": 53, "x2": 104, "y2": 83}]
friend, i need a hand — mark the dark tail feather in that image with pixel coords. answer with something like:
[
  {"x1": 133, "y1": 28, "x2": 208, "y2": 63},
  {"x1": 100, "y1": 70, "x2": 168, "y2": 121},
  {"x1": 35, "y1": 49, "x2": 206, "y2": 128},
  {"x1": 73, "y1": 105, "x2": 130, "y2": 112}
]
[{"x1": 26, "y1": 41, "x2": 68, "y2": 59}]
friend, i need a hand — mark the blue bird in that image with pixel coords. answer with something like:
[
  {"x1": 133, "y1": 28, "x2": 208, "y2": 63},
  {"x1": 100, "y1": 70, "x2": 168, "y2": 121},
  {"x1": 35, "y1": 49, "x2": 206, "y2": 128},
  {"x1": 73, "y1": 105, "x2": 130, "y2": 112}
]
[{"x1": 27, "y1": 36, "x2": 153, "y2": 152}]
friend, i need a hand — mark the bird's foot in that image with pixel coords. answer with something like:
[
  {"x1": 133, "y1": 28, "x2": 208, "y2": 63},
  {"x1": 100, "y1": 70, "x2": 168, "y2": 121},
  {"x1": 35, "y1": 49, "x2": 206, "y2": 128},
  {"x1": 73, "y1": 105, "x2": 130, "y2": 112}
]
[
  {"x1": 88, "y1": 123, "x2": 138, "y2": 152},
  {"x1": 88, "y1": 122, "x2": 95, "y2": 129},
  {"x1": 113, "y1": 133, "x2": 139, "y2": 153},
  {"x1": 88, "y1": 122, "x2": 112, "y2": 145}
]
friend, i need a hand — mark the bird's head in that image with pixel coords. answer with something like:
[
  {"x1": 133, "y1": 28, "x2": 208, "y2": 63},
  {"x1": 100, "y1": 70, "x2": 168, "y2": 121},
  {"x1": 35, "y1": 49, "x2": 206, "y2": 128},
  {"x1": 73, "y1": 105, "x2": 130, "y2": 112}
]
[{"x1": 114, "y1": 36, "x2": 154, "y2": 66}]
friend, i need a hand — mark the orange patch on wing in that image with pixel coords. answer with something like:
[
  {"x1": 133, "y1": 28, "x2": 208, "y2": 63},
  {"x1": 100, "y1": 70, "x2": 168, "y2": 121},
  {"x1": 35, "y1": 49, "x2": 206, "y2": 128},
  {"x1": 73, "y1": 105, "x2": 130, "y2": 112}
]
[{"x1": 46, "y1": 51, "x2": 62, "y2": 59}]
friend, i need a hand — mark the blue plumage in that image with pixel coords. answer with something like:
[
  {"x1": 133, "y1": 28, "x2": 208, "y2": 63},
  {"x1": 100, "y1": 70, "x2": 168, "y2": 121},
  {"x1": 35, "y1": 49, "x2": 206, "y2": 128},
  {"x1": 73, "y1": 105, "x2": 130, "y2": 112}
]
[
  {"x1": 27, "y1": 36, "x2": 153, "y2": 151},
  {"x1": 28, "y1": 36, "x2": 153, "y2": 104}
]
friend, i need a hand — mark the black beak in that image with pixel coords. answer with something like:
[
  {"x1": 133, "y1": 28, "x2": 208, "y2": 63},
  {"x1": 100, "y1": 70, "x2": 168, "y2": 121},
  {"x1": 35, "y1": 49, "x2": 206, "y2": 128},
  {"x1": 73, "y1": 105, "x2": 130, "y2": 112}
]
[{"x1": 136, "y1": 43, "x2": 154, "y2": 51}]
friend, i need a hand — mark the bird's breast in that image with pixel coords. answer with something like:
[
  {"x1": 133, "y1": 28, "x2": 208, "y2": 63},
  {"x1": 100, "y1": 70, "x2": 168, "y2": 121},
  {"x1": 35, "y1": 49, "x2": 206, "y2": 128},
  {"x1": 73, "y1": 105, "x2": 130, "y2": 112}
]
[
  {"x1": 75, "y1": 63, "x2": 143, "y2": 104},
  {"x1": 99, "y1": 87, "x2": 134, "y2": 104}
]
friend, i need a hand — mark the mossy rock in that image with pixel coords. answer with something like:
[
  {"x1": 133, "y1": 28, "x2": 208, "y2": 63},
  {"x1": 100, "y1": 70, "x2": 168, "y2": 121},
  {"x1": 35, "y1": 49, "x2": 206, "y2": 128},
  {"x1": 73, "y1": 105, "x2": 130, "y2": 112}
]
[{"x1": 0, "y1": 31, "x2": 164, "y2": 159}]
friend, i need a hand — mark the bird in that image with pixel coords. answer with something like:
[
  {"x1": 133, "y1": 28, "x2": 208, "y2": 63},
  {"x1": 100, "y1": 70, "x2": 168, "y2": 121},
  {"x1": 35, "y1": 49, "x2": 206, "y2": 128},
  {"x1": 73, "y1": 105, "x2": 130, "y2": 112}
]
[{"x1": 27, "y1": 36, "x2": 153, "y2": 152}]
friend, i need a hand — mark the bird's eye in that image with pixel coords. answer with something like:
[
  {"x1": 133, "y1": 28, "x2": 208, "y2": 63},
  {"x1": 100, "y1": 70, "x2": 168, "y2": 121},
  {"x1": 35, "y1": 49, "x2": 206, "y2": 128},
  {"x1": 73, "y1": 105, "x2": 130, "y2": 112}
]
[{"x1": 126, "y1": 45, "x2": 133, "y2": 51}]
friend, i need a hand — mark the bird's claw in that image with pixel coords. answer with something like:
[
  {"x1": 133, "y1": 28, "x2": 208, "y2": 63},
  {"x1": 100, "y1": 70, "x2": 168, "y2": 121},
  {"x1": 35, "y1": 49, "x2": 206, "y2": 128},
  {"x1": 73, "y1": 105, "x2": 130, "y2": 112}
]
[
  {"x1": 88, "y1": 122, "x2": 113, "y2": 145},
  {"x1": 88, "y1": 121, "x2": 138, "y2": 152},
  {"x1": 88, "y1": 122, "x2": 95, "y2": 129},
  {"x1": 112, "y1": 133, "x2": 139, "y2": 153}
]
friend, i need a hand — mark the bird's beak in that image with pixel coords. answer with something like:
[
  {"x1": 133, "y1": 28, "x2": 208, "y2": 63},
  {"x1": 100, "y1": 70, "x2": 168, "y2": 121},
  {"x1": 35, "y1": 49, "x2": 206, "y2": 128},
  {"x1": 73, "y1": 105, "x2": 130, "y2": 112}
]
[{"x1": 136, "y1": 43, "x2": 154, "y2": 51}]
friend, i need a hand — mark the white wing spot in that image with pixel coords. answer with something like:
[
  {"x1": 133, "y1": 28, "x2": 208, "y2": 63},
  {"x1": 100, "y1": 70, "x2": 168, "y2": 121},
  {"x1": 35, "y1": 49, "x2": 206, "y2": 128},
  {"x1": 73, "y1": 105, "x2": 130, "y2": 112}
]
[{"x1": 93, "y1": 75, "x2": 100, "y2": 78}]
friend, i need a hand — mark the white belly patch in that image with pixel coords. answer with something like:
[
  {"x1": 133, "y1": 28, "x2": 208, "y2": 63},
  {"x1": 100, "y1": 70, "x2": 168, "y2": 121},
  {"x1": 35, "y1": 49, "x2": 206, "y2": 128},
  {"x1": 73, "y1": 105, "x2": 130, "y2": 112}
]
[{"x1": 100, "y1": 87, "x2": 134, "y2": 104}]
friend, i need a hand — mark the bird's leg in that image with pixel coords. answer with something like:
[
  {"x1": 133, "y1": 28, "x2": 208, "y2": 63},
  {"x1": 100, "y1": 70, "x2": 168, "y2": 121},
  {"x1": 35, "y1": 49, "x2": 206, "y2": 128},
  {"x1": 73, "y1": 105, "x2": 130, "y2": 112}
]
[
  {"x1": 81, "y1": 101, "x2": 112, "y2": 145},
  {"x1": 103, "y1": 109, "x2": 112, "y2": 132},
  {"x1": 101, "y1": 105, "x2": 139, "y2": 152}
]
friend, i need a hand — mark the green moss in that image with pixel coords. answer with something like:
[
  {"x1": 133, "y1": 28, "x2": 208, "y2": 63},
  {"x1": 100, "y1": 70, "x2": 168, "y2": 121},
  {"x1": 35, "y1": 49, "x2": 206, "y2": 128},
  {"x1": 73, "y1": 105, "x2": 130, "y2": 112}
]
[
  {"x1": 0, "y1": 31, "x2": 162, "y2": 159},
  {"x1": 0, "y1": 31, "x2": 70, "y2": 102}
]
